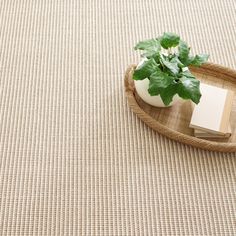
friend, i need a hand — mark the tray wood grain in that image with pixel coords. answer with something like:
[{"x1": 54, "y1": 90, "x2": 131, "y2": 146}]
[{"x1": 124, "y1": 63, "x2": 236, "y2": 152}]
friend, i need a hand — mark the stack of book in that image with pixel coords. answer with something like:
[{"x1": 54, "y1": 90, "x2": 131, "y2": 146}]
[{"x1": 189, "y1": 83, "x2": 234, "y2": 139}]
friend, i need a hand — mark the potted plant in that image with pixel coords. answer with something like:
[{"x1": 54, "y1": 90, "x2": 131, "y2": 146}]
[{"x1": 133, "y1": 32, "x2": 209, "y2": 107}]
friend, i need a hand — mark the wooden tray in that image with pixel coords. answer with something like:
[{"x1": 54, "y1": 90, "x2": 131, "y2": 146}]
[{"x1": 124, "y1": 63, "x2": 236, "y2": 152}]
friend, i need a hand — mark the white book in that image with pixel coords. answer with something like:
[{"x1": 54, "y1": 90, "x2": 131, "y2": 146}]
[
  {"x1": 194, "y1": 125, "x2": 231, "y2": 138},
  {"x1": 190, "y1": 83, "x2": 234, "y2": 135}
]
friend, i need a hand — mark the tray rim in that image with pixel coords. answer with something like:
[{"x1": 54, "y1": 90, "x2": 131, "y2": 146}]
[{"x1": 124, "y1": 62, "x2": 236, "y2": 153}]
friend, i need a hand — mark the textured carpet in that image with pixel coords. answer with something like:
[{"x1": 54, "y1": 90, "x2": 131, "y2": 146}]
[{"x1": 0, "y1": 0, "x2": 236, "y2": 235}]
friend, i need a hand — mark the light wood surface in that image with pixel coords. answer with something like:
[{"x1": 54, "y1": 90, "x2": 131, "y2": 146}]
[{"x1": 124, "y1": 63, "x2": 236, "y2": 152}]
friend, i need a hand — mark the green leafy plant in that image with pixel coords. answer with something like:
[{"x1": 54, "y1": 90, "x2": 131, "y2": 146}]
[{"x1": 133, "y1": 32, "x2": 209, "y2": 106}]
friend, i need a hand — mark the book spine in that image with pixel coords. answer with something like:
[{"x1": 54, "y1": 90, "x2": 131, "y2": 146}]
[{"x1": 219, "y1": 91, "x2": 234, "y2": 133}]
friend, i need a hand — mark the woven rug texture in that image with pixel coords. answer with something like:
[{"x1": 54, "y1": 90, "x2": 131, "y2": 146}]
[{"x1": 0, "y1": 0, "x2": 236, "y2": 235}]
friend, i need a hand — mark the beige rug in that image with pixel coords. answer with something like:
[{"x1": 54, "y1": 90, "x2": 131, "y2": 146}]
[{"x1": 0, "y1": 0, "x2": 236, "y2": 235}]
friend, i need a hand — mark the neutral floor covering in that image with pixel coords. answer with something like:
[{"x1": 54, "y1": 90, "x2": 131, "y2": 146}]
[{"x1": 0, "y1": 0, "x2": 236, "y2": 235}]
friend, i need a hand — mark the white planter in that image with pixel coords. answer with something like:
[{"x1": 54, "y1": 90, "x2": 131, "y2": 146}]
[
  {"x1": 134, "y1": 79, "x2": 180, "y2": 107},
  {"x1": 134, "y1": 59, "x2": 181, "y2": 107}
]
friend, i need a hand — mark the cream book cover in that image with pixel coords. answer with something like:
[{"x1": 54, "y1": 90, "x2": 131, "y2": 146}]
[{"x1": 190, "y1": 83, "x2": 234, "y2": 135}]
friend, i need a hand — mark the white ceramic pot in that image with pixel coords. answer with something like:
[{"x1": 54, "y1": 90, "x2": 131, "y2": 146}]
[
  {"x1": 134, "y1": 59, "x2": 181, "y2": 107},
  {"x1": 134, "y1": 79, "x2": 181, "y2": 107}
]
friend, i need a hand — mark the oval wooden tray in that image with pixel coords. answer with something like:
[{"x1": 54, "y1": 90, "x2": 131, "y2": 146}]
[{"x1": 124, "y1": 63, "x2": 236, "y2": 152}]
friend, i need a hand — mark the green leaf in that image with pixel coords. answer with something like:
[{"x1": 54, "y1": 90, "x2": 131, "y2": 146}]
[
  {"x1": 142, "y1": 50, "x2": 159, "y2": 58},
  {"x1": 190, "y1": 54, "x2": 209, "y2": 66},
  {"x1": 148, "y1": 71, "x2": 174, "y2": 96},
  {"x1": 134, "y1": 38, "x2": 161, "y2": 58},
  {"x1": 160, "y1": 83, "x2": 178, "y2": 106},
  {"x1": 161, "y1": 56, "x2": 180, "y2": 75},
  {"x1": 177, "y1": 76, "x2": 201, "y2": 104},
  {"x1": 184, "y1": 55, "x2": 194, "y2": 66},
  {"x1": 180, "y1": 70, "x2": 195, "y2": 79},
  {"x1": 160, "y1": 32, "x2": 180, "y2": 49},
  {"x1": 133, "y1": 58, "x2": 159, "y2": 80},
  {"x1": 170, "y1": 56, "x2": 184, "y2": 68},
  {"x1": 178, "y1": 40, "x2": 190, "y2": 63},
  {"x1": 134, "y1": 38, "x2": 160, "y2": 50},
  {"x1": 152, "y1": 53, "x2": 161, "y2": 64}
]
